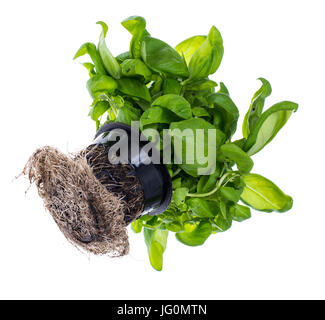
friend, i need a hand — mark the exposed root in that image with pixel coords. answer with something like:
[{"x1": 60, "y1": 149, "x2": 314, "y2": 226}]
[
  {"x1": 23, "y1": 146, "x2": 144, "y2": 257},
  {"x1": 82, "y1": 144, "x2": 144, "y2": 223}
]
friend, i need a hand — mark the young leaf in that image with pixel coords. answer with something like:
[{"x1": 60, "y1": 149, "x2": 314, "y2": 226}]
[
  {"x1": 173, "y1": 187, "x2": 189, "y2": 205},
  {"x1": 152, "y1": 94, "x2": 192, "y2": 119},
  {"x1": 207, "y1": 92, "x2": 239, "y2": 138},
  {"x1": 86, "y1": 75, "x2": 118, "y2": 99},
  {"x1": 244, "y1": 101, "x2": 298, "y2": 156},
  {"x1": 121, "y1": 58, "x2": 152, "y2": 82},
  {"x1": 144, "y1": 216, "x2": 161, "y2": 228},
  {"x1": 176, "y1": 221, "x2": 212, "y2": 246},
  {"x1": 243, "y1": 78, "x2": 272, "y2": 138},
  {"x1": 73, "y1": 42, "x2": 107, "y2": 75},
  {"x1": 175, "y1": 35, "x2": 207, "y2": 65},
  {"x1": 121, "y1": 16, "x2": 150, "y2": 59},
  {"x1": 140, "y1": 106, "x2": 179, "y2": 129},
  {"x1": 88, "y1": 100, "x2": 109, "y2": 121},
  {"x1": 230, "y1": 204, "x2": 251, "y2": 222},
  {"x1": 187, "y1": 198, "x2": 218, "y2": 218},
  {"x1": 218, "y1": 143, "x2": 254, "y2": 173},
  {"x1": 218, "y1": 82, "x2": 229, "y2": 95},
  {"x1": 188, "y1": 26, "x2": 224, "y2": 80},
  {"x1": 81, "y1": 62, "x2": 96, "y2": 78},
  {"x1": 241, "y1": 173, "x2": 293, "y2": 212},
  {"x1": 144, "y1": 228, "x2": 168, "y2": 271},
  {"x1": 97, "y1": 21, "x2": 121, "y2": 79},
  {"x1": 117, "y1": 78, "x2": 151, "y2": 102},
  {"x1": 108, "y1": 95, "x2": 125, "y2": 109},
  {"x1": 141, "y1": 37, "x2": 189, "y2": 77},
  {"x1": 131, "y1": 219, "x2": 143, "y2": 233}
]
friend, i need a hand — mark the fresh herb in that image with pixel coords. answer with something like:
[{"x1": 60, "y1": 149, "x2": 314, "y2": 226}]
[{"x1": 75, "y1": 17, "x2": 298, "y2": 271}]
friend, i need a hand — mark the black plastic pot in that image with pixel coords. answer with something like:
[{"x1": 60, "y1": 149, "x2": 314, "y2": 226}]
[{"x1": 91, "y1": 122, "x2": 172, "y2": 217}]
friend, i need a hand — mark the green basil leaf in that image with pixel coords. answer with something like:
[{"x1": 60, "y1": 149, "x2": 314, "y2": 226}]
[
  {"x1": 244, "y1": 101, "x2": 298, "y2": 156},
  {"x1": 141, "y1": 37, "x2": 189, "y2": 77},
  {"x1": 243, "y1": 78, "x2": 272, "y2": 138},
  {"x1": 173, "y1": 187, "x2": 189, "y2": 205},
  {"x1": 207, "y1": 92, "x2": 239, "y2": 138},
  {"x1": 149, "y1": 74, "x2": 163, "y2": 96},
  {"x1": 96, "y1": 21, "x2": 121, "y2": 79},
  {"x1": 181, "y1": 175, "x2": 198, "y2": 192},
  {"x1": 88, "y1": 100, "x2": 109, "y2": 121},
  {"x1": 210, "y1": 109, "x2": 223, "y2": 129},
  {"x1": 106, "y1": 108, "x2": 116, "y2": 122},
  {"x1": 81, "y1": 62, "x2": 96, "y2": 77},
  {"x1": 187, "y1": 198, "x2": 218, "y2": 218},
  {"x1": 197, "y1": 176, "x2": 208, "y2": 193},
  {"x1": 165, "y1": 222, "x2": 183, "y2": 233},
  {"x1": 163, "y1": 78, "x2": 181, "y2": 95},
  {"x1": 170, "y1": 118, "x2": 225, "y2": 177},
  {"x1": 213, "y1": 210, "x2": 232, "y2": 232},
  {"x1": 109, "y1": 95, "x2": 125, "y2": 109},
  {"x1": 176, "y1": 221, "x2": 211, "y2": 246},
  {"x1": 135, "y1": 99, "x2": 151, "y2": 111},
  {"x1": 73, "y1": 42, "x2": 107, "y2": 75},
  {"x1": 172, "y1": 177, "x2": 182, "y2": 189},
  {"x1": 192, "y1": 107, "x2": 210, "y2": 117},
  {"x1": 131, "y1": 219, "x2": 143, "y2": 233},
  {"x1": 116, "y1": 105, "x2": 141, "y2": 125},
  {"x1": 232, "y1": 138, "x2": 246, "y2": 150},
  {"x1": 241, "y1": 173, "x2": 293, "y2": 212},
  {"x1": 197, "y1": 164, "x2": 222, "y2": 193},
  {"x1": 140, "y1": 106, "x2": 179, "y2": 129},
  {"x1": 188, "y1": 26, "x2": 223, "y2": 80},
  {"x1": 219, "y1": 186, "x2": 241, "y2": 203},
  {"x1": 86, "y1": 75, "x2": 118, "y2": 99},
  {"x1": 144, "y1": 216, "x2": 161, "y2": 228},
  {"x1": 152, "y1": 94, "x2": 192, "y2": 119},
  {"x1": 121, "y1": 58, "x2": 152, "y2": 82},
  {"x1": 228, "y1": 175, "x2": 245, "y2": 194},
  {"x1": 218, "y1": 82, "x2": 229, "y2": 95},
  {"x1": 121, "y1": 16, "x2": 150, "y2": 59},
  {"x1": 116, "y1": 51, "x2": 130, "y2": 63},
  {"x1": 218, "y1": 200, "x2": 228, "y2": 220},
  {"x1": 218, "y1": 143, "x2": 253, "y2": 173},
  {"x1": 185, "y1": 79, "x2": 218, "y2": 91},
  {"x1": 184, "y1": 91, "x2": 211, "y2": 109},
  {"x1": 175, "y1": 35, "x2": 207, "y2": 65},
  {"x1": 144, "y1": 228, "x2": 168, "y2": 271},
  {"x1": 230, "y1": 204, "x2": 251, "y2": 222},
  {"x1": 117, "y1": 78, "x2": 151, "y2": 102}
]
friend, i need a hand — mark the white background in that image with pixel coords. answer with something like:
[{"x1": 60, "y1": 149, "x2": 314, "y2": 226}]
[{"x1": 0, "y1": 0, "x2": 324, "y2": 300}]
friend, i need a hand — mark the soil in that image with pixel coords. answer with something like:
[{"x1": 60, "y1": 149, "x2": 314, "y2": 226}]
[{"x1": 82, "y1": 144, "x2": 145, "y2": 224}]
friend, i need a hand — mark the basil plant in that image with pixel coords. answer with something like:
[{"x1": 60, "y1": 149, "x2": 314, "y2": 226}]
[{"x1": 74, "y1": 16, "x2": 298, "y2": 271}]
